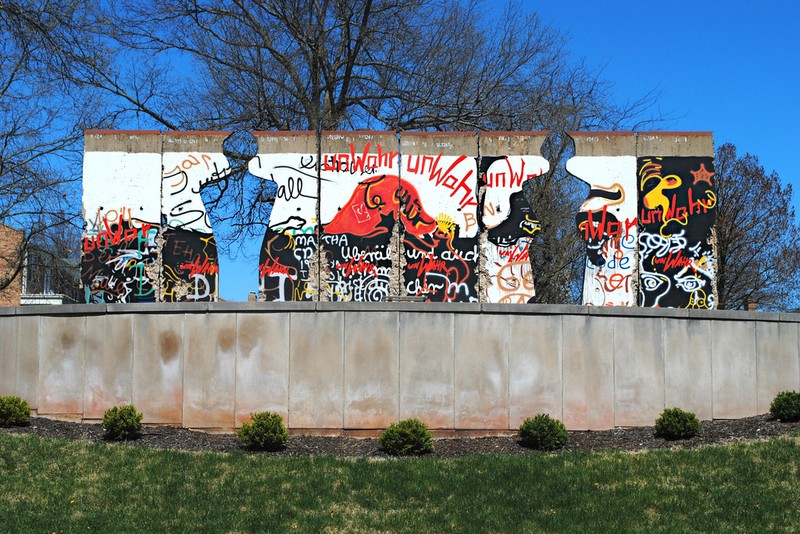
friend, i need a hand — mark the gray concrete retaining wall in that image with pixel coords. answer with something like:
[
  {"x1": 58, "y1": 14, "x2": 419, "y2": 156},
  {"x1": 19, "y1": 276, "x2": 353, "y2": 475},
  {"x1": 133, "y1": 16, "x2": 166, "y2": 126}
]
[{"x1": 1, "y1": 304, "x2": 797, "y2": 433}]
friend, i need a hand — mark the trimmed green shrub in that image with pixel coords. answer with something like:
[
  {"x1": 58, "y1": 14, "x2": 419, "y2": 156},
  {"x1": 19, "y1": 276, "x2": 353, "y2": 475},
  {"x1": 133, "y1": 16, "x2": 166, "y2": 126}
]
[
  {"x1": 519, "y1": 413, "x2": 568, "y2": 451},
  {"x1": 102, "y1": 405, "x2": 143, "y2": 441},
  {"x1": 0, "y1": 395, "x2": 31, "y2": 427},
  {"x1": 380, "y1": 418, "x2": 434, "y2": 456},
  {"x1": 238, "y1": 411, "x2": 288, "y2": 451},
  {"x1": 769, "y1": 390, "x2": 800, "y2": 422},
  {"x1": 654, "y1": 407, "x2": 701, "y2": 440}
]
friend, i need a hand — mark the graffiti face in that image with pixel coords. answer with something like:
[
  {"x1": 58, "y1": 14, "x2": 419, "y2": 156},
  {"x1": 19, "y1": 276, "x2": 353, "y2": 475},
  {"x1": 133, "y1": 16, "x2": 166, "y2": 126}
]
[
  {"x1": 567, "y1": 156, "x2": 638, "y2": 306},
  {"x1": 638, "y1": 157, "x2": 716, "y2": 309}
]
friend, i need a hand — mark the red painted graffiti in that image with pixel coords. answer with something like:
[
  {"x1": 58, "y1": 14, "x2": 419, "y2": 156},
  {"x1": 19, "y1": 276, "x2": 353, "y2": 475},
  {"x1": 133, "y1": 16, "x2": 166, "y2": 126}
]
[{"x1": 178, "y1": 256, "x2": 219, "y2": 277}]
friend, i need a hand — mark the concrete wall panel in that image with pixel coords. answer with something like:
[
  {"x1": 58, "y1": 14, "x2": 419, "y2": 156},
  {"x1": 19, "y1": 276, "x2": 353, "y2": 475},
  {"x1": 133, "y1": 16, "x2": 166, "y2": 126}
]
[
  {"x1": 84, "y1": 314, "x2": 134, "y2": 418},
  {"x1": 509, "y1": 314, "x2": 562, "y2": 428},
  {"x1": 249, "y1": 132, "x2": 319, "y2": 302},
  {"x1": 614, "y1": 317, "x2": 665, "y2": 426},
  {"x1": 133, "y1": 313, "x2": 184, "y2": 424},
  {"x1": 82, "y1": 131, "x2": 163, "y2": 304},
  {"x1": 320, "y1": 132, "x2": 399, "y2": 302},
  {"x1": 664, "y1": 319, "x2": 712, "y2": 419},
  {"x1": 0, "y1": 316, "x2": 18, "y2": 396},
  {"x1": 562, "y1": 314, "x2": 614, "y2": 429},
  {"x1": 636, "y1": 132, "x2": 714, "y2": 157},
  {"x1": 344, "y1": 311, "x2": 399, "y2": 428},
  {"x1": 711, "y1": 320, "x2": 757, "y2": 418},
  {"x1": 38, "y1": 315, "x2": 85, "y2": 415},
  {"x1": 3, "y1": 303, "x2": 799, "y2": 432},
  {"x1": 289, "y1": 311, "x2": 344, "y2": 428},
  {"x1": 399, "y1": 312, "x2": 454, "y2": 428},
  {"x1": 756, "y1": 321, "x2": 800, "y2": 413},
  {"x1": 235, "y1": 312, "x2": 290, "y2": 426},
  {"x1": 183, "y1": 312, "x2": 237, "y2": 428},
  {"x1": 454, "y1": 313, "x2": 508, "y2": 429},
  {"x1": 16, "y1": 316, "x2": 40, "y2": 408}
]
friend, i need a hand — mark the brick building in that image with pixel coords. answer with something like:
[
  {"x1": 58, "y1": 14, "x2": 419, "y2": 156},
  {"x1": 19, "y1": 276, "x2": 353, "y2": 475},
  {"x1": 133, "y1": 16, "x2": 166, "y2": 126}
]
[{"x1": 0, "y1": 223, "x2": 24, "y2": 306}]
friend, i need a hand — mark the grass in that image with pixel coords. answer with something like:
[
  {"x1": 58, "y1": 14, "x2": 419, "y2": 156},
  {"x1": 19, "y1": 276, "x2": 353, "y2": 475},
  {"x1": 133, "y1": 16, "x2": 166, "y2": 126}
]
[{"x1": 2, "y1": 433, "x2": 800, "y2": 532}]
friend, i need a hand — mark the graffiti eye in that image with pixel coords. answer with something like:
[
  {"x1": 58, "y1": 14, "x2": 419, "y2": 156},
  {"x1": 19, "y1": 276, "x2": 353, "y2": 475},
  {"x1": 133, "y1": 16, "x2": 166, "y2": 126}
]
[
  {"x1": 675, "y1": 275, "x2": 705, "y2": 293},
  {"x1": 641, "y1": 272, "x2": 667, "y2": 292}
]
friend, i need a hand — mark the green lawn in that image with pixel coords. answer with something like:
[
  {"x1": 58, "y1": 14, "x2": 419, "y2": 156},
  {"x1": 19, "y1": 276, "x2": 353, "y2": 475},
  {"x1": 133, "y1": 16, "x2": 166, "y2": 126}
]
[{"x1": 2, "y1": 433, "x2": 799, "y2": 532}]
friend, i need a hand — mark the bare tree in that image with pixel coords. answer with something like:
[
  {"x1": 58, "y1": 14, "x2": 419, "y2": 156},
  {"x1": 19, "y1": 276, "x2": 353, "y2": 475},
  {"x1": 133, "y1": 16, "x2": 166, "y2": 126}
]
[
  {"x1": 714, "y1": 143, "x2": 800, "y2": 311},
  {"x1": 0, "y1": 1, "x2": 660, "y2": 303},
  {"x1": 85, "y1": 0, "x2": 658, "y2": 304},
  {"x1": 0, "y1": 1, "x2": 87, "y2": 294}
]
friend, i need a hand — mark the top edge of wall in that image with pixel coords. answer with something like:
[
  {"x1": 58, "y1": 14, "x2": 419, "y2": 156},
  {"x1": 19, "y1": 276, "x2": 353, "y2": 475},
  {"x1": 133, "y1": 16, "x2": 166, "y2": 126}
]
[
  {"x1": 162, "y1": 131, "x2": 230, "y2": 152},
  {"x1": 400, "y1": 131, "x2": 478, "y2": 156},
  {"x1": 321, "y1": 130, "x2": 399, "y2": 152},
  {"x1": 5, "y1": 301, "x2": 798, "y2": 323},
  {"x1": 84, "y1": 130, "x2": 163, "y2": 153},
  {"x1": 163, "y1": 130, "x2": 231, "y2": 137},
  {"x1": 252, "y1": 131, "x2": 317, "y2": 153},
  {"x1": 636, "y1": 131, "x2": 714, "y2": 157},
  {"x1": 480, "y1": 132, "x2": 550, "y2": 157},
  {"x1": 568, "y1": 131, "x2": 636, "y2": 157}
]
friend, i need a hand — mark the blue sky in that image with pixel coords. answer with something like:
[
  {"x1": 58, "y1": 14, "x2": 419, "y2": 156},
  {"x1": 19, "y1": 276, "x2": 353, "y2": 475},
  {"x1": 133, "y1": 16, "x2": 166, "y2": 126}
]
[
  {"x1": 531, "y1": 0, "x2": 798, "y2": 199},
  {"x1": 218, "y1": 1, "x2": 800, "y2": 301}
]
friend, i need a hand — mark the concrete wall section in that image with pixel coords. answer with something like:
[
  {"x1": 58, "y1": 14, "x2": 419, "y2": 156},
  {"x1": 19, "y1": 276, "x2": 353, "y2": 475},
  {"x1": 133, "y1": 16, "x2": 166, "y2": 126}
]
[
  {"x1": 83, "y1": 314, "x2": 134, "y2": 419},
  {"x1": 250, "y1": 132, "x2": 319, "y2": 302},
  {"x1": 234, "y1": 311, "x2": 291, "y2": 426},
  {"x1": 400, "y1": 133, "x2": 480, "y2": 302},
  {"x1": 132, "y1": 313, "x2": 184, "y2": 424},
  {"x1": 343, "y1": 310, "x2": 400, "y2": 428},
  {"x1": 183, "y1": 312, "x2": 237, "y2": 428},
  {"x1": 454, "y1": 312, "x2": 508, "y2": 429},
  {"x1": 756, "y1": 321, "x2": 800, "y2": 413},
  {"x1": 508, "y1": 313, "x2": 563, "y2": 426},
  {"x1": 160, "y1": 132, "x2": 230, "y2": 303},
  {"x1": 15, "y1": 315, "x2": 40, "y2": 409},
  {"x1": 663, "y1": 316, "x2": 713, "y2": 420},
  {"x1": 561, "y1": 314, "x2": 615, "y2": 429},
  {"x1": 38, "y1": 315, "x2": 86, "y2": 416},
  {"x1": 479, "y1": 133, "x2": 549, "y2": 304},
  {"x1": 2, "y1": 304, "x2": 799, "y2": 432},
  {"x1": 82, "y1": 131, "x2": 163, "y2": 304},
  {"x1": 399, "y1": 310, "x2": 455, "y2": 428},
  {"x1": 710, "y1": 318, "x2": 757, "y2": 418},
  {"x1": 567, "y1": 133, "x2": 638, "y2": 307},
  {"x1": 613, "y1": 315, "x2": 665, "y2": 426},
  {"x1": 0, "y1": 310, "x2": 18, "y2": 397},
  {"x1": 320, "y1": 132, "x2": 400, "y2": 302},
  {"x1": 289, "y1": 308, "x2": 345, "y2": 429}
]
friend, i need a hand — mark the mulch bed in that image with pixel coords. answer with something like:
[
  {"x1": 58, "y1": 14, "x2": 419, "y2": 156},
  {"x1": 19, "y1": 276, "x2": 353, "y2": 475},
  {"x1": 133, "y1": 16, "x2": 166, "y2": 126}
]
[{"x1": 3, "y1": 414, "x2": 799, "y2": 458}]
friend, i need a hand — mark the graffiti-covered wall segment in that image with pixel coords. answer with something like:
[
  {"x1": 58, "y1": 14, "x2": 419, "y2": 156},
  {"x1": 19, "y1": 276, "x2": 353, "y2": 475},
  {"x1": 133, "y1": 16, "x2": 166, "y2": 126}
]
[
  {"x1": 566, "y1": 132, "x2": 717, "y2": 309},
  {"x1": 82, "y1": 131, "x2": 228, "y2": 304},
  {"x1": 82, "y1": 130, "x2": 715, "y2": 307},
  {"x1": 637, "y1": 154, "x2": 716, "y2": 308}
]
